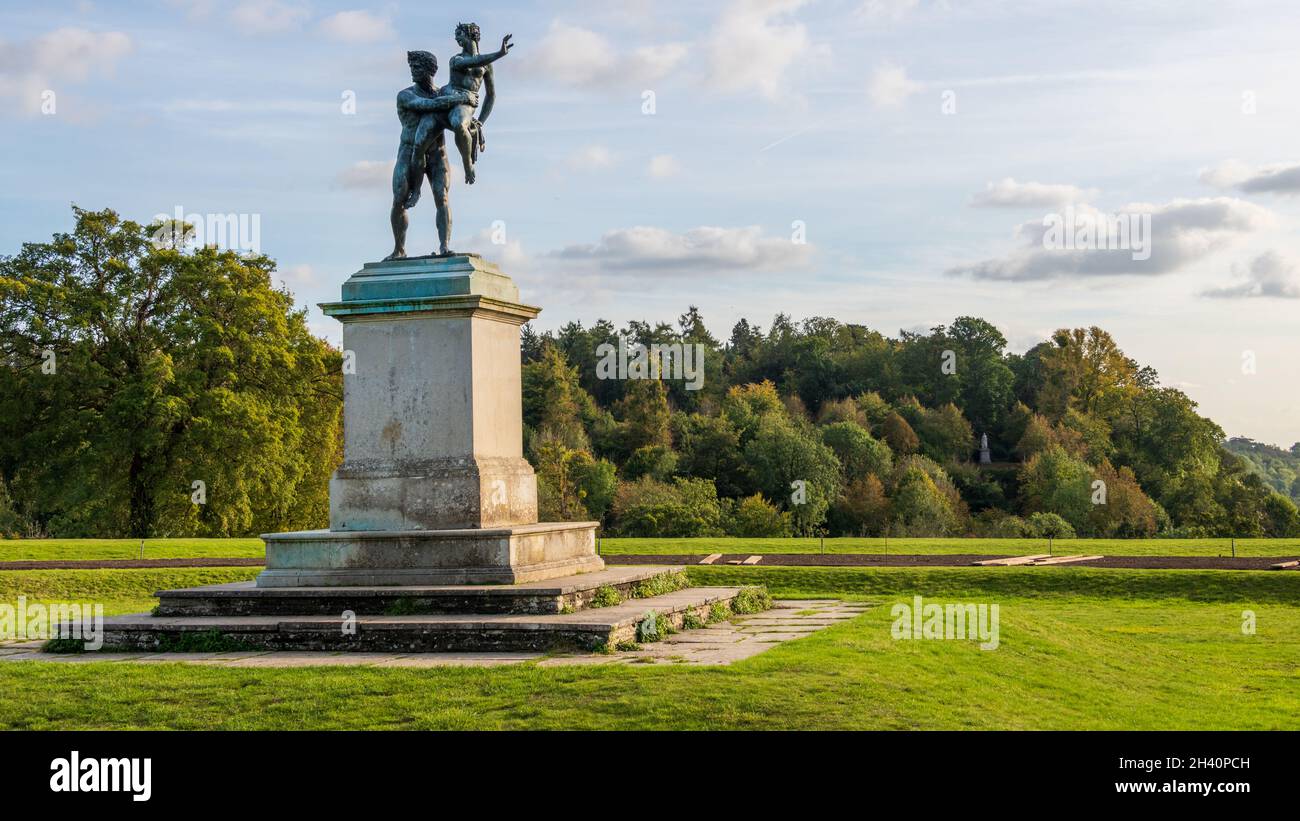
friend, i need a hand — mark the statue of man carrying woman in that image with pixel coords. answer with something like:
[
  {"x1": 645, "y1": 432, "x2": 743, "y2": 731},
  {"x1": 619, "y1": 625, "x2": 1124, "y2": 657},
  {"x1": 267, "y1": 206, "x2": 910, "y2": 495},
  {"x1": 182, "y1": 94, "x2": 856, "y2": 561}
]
[{"x1": 385, "y1": 23, "x2": 513, "y2": 260}]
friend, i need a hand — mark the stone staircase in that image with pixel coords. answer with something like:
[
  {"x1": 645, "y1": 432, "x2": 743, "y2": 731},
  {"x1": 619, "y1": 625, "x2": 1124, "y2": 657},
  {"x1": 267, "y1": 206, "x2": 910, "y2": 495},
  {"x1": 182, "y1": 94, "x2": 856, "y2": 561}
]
[{"x1": 97, "y1": 566, "x2": 752, "y2": 654}]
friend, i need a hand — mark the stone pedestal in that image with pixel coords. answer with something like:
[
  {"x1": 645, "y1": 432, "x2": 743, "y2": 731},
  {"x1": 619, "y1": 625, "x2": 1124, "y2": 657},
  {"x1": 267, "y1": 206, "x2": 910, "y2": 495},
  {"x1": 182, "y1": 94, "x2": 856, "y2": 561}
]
[{"x1": 256, "y1": 255, "x2": 602, "y2": 587}]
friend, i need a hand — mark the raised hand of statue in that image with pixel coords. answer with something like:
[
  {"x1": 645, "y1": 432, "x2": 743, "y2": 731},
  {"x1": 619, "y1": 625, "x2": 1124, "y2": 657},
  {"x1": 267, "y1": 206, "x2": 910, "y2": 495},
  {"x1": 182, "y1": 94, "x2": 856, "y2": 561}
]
[{"x1": 499, "y1": 34, "x2": 513, "y2": 55}]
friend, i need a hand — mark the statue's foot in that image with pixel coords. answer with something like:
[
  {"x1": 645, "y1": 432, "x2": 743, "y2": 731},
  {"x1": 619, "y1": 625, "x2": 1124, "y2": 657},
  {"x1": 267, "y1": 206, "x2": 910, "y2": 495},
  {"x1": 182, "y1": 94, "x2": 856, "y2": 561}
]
[
  {"x1": 436, "y1": 247, "x2": 456, "y2": 257},
  {"x1": 464, "y1": 167, "x2": 476, "y2": 185},
  {"x1": 383, "y1": 249, "x2": 407, "y2": 261}
]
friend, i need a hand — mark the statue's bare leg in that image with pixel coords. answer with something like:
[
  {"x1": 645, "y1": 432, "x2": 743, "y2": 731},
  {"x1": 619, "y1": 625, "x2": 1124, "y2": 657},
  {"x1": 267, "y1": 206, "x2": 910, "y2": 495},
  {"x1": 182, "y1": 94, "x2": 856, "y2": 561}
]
[
  {"x1": 386, "y1": 154, "x2": 412, "y2": 260},
  {"x1": 448, "y1": 106, "x2": 476, "y2": 185},
  {"x1": 406, "y1": 115, "x2": 437, "y2": 202},
  {"x1": 428, "y1": 134, "x2": 453, "y2": 255}
]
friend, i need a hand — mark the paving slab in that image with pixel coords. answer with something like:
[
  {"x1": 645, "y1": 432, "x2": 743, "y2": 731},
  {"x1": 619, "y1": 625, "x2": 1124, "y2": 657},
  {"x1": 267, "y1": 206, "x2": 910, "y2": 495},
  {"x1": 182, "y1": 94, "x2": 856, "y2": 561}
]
[
  {"x1": 373, "y1": 653, "x2": 540, "y2": 668},
  {"x1": 0, "y1": 598, "x2": 863, "y2": 669},
  {"x1": 98, "y1": 585, "x2": 743, "y2": 653}
]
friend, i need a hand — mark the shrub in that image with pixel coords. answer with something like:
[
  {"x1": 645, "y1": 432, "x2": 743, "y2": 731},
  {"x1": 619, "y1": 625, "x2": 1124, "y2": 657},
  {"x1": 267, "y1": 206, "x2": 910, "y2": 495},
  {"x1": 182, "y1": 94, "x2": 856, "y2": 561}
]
[
  {"x1": 632, "y1": 570, "x2": 690, "y2": 599},
  {"x1": 611, "y1": 477, "x2": 723, "y2": 537},
  {"x1": 589, "y1": 585, "x2": 622, "y2": 608},
  {"x1": 730, "y1": 586, "x2": 773, "y2": 614},
  {"x1": 723, "y1": 493, "x2": 793, "y2": 537},
  {"x1": 636, "y1": 611, "x2": 674, "y2": 642},
  {"x1": 1026, "y1": 511, "x2": 1076, "y2": 539},
  {"x1": 972, "y1": 510, "x2": 1034, "y2": 538}
]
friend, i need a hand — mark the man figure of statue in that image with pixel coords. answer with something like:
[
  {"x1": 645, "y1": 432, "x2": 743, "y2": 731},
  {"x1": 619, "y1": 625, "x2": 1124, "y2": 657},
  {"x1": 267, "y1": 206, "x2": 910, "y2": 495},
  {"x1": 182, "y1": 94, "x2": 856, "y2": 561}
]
[{"x1": 386, "y1": 49, "x2": 478, "y2": 260}]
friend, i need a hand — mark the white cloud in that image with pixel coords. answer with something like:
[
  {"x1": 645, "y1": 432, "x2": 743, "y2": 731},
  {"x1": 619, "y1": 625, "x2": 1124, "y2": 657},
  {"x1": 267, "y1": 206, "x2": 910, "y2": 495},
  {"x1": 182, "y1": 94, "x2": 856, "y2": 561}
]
[
  {"x1": 319, "y1": 10, "x2": 395, "y2": 44},
  {"x1": 283, "y1": 264, "x2": 314, "y2": 283},
  {"x1": 551, "y1": 225, "x2": 813, "y2": 273},
  {"x1": 707, "y1": 0, "x2": 824, "y2": 99},
  {"x1": 868, "y1": 63, "x2": 921, "y2": 108},
  {"x1": 565, "y1": 144, "x2": 616, "y2": 172},
  {"x1": 648, "y1": 154, "x2": 680, "y2": 178},
  {"x1": 460, "y1": 228, "x2": 530, "y2": 271},
  {"x1": 868, "y1": 62, "x2": 920, "y2": 107},
  {"x1": 1200, "y1": 159, "x2": 1300, "y2": 195},
  {"x1": 971, "y1": 178, "x2": 1095, "y2": 208},
  {"x1": 164, "y1": 0, "x2": 216, "y2": 18},
  {"x1": 858, "y1": 0, "x2": 920, "y2": 22},
  {"x1": 1203, "y1": 251, "x2": 1300, "y2": 299},
  {"x1": 231, "y1": 1, "x2": 309, "y2": 36},
  {"x1": 948, "y1": 197, "x2": 1274, "y2": 281},
  {"x1": 336, "y1": 160, "x2": 393, "y2": 189},
  {"x1": 0, "y1": 27, "x2": 132, "y2": 116},
  {"x1": 528, "y1": 21, "x2": 685, "y2": 89}
]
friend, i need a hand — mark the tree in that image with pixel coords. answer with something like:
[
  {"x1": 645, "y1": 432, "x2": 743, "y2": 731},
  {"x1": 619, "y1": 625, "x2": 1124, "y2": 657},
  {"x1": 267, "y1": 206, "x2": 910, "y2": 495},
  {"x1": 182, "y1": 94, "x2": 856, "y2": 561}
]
[
  {"x1": 821, "y1": 421, "x2": 892, "y2": 481},
  {"x1": 855, "y1": 391, "x2": 892, "y2": 433},
  {"x1": 828, "y1": 475, "x2": 890, "y2": 536},
  {"x1": 522, "y1": 344, "x2": 594, "y2": 455},
  {"x1": 622, "y1": 444, "x2": 678, "y2": 482},
  {"x1": 721, "y1": 380, "x2": 784, "y2": 441},
  {"x1": 1014, "y1": 413, "x2": 1056, "y2": 460},
  {"x1": 572, "y1": 455, "x2": 617, "y2": 522},
  {"x1": 674, "y1": 412, "x2": 750, "y2": 498},
  {"x1": 1019, "y1": 446, "x2": 1093, "y2": 533},
  {"x1": 612, "y1": 378, "x2": 672, "y2": 455},
  {"x1": 881, "y1": 412, "x2": 919, "y2": 456},
  {"x1": 910, "y1": 402, "x2": 974, "y2": 464},
  {"x1": 816, "y1": 397, "x2": 865, "y2": 428},
  {"x1": 534, "y1": 442, "x2": 616, "y2": 523},
  {"x1": 1087, "y1": 460, "x2": 1159, "y2": 537},
  {"x1": 890, "y1": 465, "x2": 959, "y2": 536},
  {"x1": 0, "y1": 207, "x2": 341, "y2": 538},
  {"x1": 948, "y1": 316, "x2": 1016, "y2": 432},
  {"x1": 743, "y1": 416, "x2": 842, "y2": 534}
]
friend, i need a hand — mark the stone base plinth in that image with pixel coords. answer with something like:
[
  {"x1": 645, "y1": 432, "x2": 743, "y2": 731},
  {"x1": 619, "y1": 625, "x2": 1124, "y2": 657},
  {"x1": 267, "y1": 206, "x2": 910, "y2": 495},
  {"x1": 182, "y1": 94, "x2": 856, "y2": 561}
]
[{"x1": 256, "y1": 521, "x2": 602, "y2": 587}]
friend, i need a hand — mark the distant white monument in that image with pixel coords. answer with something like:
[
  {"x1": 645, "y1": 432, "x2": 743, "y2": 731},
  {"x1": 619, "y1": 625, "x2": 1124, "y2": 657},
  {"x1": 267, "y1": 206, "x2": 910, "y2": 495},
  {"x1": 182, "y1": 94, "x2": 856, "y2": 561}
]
[{"x1": 979, "y1": 432, "x2": 992, "y2": 465}]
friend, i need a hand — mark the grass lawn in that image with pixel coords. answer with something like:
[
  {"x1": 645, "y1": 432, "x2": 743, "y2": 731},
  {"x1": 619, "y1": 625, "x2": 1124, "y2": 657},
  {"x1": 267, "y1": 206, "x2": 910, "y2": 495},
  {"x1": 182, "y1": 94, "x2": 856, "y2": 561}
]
[
  {"x1": 0, "y1": 538, "x2": 265, "y2": 562},
  {"x1": 0, "y1": 567, "x2": 260, "y2": 615},
  {"x1": 1, "y1": 565, "x2": 1296, "y2": 730},
  {"x1": 600, "y1": 536, "x2": 1300, "y2": 558},
  {"x1": 5, "y1": 536, "x2": 1300, "y2": 562}
]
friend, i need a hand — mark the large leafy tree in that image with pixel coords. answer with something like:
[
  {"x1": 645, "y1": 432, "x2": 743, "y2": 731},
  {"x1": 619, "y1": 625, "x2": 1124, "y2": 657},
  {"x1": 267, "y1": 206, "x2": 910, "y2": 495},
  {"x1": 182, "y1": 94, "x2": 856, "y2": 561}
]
[{"x1": 0, "y1": 207, "x2": 341, "y2": 538}]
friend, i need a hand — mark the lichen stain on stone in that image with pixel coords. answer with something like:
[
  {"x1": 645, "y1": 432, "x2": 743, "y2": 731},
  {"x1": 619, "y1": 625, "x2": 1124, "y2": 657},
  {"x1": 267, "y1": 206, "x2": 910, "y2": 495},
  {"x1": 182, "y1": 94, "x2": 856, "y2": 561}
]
[{"x1": 381, "y1": 419, "x2": 403, "y2": 451}]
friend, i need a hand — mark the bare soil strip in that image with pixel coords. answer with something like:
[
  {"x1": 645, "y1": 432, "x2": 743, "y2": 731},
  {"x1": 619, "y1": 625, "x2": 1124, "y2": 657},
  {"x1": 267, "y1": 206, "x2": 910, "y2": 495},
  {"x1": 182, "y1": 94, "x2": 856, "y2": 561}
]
[
  {"x1": 4, "y1": 554, "x2": 1299, "y2": 572},
  {"x1": 605, "y1": 554, "x2": 1300, "y2": 571}
]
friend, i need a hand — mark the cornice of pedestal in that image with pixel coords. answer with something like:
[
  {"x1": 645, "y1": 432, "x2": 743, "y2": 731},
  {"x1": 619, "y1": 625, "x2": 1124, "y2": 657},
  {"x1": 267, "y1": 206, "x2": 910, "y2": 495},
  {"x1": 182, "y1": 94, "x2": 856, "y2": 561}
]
[{"x1": 320, "y1": 254, "x2": 541, "y2": 325}]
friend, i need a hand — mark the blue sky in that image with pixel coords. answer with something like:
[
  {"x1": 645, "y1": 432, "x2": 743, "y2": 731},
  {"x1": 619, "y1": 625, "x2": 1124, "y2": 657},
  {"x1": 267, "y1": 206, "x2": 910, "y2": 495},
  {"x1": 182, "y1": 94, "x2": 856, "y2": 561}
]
[{"x1": 2, "y1": 0, "x2": 1299, "y2": 445}]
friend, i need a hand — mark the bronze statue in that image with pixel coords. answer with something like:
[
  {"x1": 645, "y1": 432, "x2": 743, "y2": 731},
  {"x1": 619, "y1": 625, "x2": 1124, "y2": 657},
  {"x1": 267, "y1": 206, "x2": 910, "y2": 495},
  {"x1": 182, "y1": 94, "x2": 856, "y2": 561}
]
[{"x1": 385, "y1": 25, "x2": 512, "y2": 260}]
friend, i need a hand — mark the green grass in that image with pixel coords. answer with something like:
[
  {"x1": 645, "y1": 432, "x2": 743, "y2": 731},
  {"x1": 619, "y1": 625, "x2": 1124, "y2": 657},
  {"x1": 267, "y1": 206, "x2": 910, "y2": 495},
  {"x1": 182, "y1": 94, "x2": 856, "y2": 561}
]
[
  {"x1": 0, "y1": 565, "x2": 1297, "y2": 730},
  {"x1": 5, "y1": 536, "x2": 1300, "y2": 562},
  {"x1": 601, "y1": 536, "x2": 1300, "y2": 558},
  {"x1": 0, "y1": 568, "x2": 260, "y2": 615},
  {"x1": 0, "y1": 538, "x2": 265, "y2": 562},
  {"x1": 685, "y1": 565, "x2": 1300, "y2": 604}
]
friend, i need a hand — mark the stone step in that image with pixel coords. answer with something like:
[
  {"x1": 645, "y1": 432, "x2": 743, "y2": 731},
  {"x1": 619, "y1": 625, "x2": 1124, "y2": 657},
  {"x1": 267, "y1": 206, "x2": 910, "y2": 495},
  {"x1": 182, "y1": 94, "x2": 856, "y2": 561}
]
[
  {"x1": 154, "y1": 566, "x2": 685, "y2": 617},
  {"x1": 99, "y1": 586, "x2": 744, "y2": 653}
]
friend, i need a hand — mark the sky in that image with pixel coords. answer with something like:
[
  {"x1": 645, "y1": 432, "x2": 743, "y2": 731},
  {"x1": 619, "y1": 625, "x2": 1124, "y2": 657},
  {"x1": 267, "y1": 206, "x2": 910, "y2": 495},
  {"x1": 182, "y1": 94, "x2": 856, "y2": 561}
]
[{"x1": 1, "y1": 0, "x2": 1298, "y2": 446}]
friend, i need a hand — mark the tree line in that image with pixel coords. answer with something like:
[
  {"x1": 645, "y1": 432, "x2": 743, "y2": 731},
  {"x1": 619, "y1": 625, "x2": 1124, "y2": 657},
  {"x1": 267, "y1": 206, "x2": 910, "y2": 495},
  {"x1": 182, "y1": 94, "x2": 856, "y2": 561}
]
[
  {"x1": 1, "y1": 207, "x2": 1295, "y2": 540},
  {"x1": 520, "y1": 309, "x2": 1300, "y2": 539}
]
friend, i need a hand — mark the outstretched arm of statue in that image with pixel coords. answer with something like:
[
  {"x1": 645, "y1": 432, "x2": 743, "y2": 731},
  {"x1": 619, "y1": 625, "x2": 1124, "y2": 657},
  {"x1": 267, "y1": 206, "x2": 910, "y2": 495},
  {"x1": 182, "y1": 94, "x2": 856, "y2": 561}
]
[
  {"x1": 451, "y1": 34, "x2": 513, "y2": 70},
  {"x1": 399, "y1": 88, "x2": 478, "y2": 113}
]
